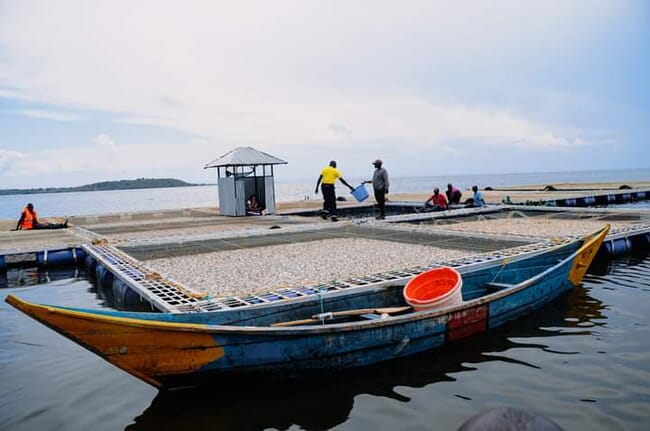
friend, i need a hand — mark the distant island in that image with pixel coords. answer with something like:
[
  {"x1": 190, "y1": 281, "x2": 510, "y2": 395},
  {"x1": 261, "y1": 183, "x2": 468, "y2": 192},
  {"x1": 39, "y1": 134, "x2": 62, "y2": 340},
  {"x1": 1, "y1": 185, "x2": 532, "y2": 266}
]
[{"x1": 0, "y1": 178, "x2": 207, "y2": 196}]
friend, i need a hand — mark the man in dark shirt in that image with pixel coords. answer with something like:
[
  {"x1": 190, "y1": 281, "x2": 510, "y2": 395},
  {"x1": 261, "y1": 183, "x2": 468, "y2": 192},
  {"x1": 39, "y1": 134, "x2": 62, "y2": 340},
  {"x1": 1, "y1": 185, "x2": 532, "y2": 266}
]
[
  {"x1": 364, "y1": 159, "x2": 389, "y2": 219},
  {"x1": 446, "y1": 183, "x2": 462, "y2": 205}
]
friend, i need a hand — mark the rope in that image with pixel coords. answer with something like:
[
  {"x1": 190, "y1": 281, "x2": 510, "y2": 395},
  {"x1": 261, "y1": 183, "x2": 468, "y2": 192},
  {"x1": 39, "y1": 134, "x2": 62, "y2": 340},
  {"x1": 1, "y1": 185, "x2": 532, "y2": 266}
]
[
  {"x1": 317, "y1": 285, "x2": 328, "y2": 325},
  {"x1": 490, "y1": 258, "x2": 510, "y2": 284}
]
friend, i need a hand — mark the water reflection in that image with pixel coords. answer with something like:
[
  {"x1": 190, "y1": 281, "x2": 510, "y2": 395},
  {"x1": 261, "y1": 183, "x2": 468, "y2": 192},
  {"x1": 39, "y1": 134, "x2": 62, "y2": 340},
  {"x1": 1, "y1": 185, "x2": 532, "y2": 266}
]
[
  {"x1": 588, "y1": 249, "x2": 648, "y2": 277},
  {"x1": 127, "y1": 285, "x2": 607, "y2": 431},
  {"x1": 4, "y1": 256, "x2": 647, "y2": 431},
  {"x1": 0, "y1": 266, "x2": 86, "y2": 289}
]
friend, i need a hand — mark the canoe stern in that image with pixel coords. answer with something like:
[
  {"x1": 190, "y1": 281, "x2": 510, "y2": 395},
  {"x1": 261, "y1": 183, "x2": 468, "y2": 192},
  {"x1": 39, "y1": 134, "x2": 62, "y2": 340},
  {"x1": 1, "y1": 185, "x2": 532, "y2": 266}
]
[{"x1": 5, "y1": 294, "x2": 225, "y2": 387}]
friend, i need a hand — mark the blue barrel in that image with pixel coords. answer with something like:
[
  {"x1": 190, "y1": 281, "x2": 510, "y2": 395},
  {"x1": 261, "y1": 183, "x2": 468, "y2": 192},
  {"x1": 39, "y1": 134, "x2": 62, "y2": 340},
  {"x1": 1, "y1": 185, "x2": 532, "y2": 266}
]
[
  {"x1": 631, "y1": 233, "x2": 650, "y2": 250},
  {"x1": 594, "y1": 195, "x2": 609, "y2": 205},
  {"x1": 617, "y1": 193, "x2": 631, "y2": 203},
  {"x1": 112, "y1": 279, "x2": 143, "y2": 309},
  {"x1": 75, "y1": 248, "x2": 87, "y2": 262},
  {"x1": 0, "y1": 255, "x2": 5, "y2": 271},
  {"x1": 564, "y1": 198, "x2": 576, "y2": 207},
  {"x1": 604, "y1": 238, "x2": 632, "y2": 257},
  {"x1": 583, "y1": 196, "x2": 595, "y2": 206},
  {"x1": 95, "y1": 264, "x2": 114, "y2": 289},
  {"x1": 640, "y1": 233, "x2": 650, "y2": 248},
  {"x1": 36, "y1": 249, "x2": 74, "y2": 267},
  {"x1": 607, "y1": 194, "x2": 616, "y2": 204},
  {"x1": 634, "y1": 191, "x2": 646, "y2": 200},
  {"x1": 85, "y1": 255, "x2": 97, "y2": 279},
  {"x1": 34, "y1": 247, "x2": 86, "y2": 267}
]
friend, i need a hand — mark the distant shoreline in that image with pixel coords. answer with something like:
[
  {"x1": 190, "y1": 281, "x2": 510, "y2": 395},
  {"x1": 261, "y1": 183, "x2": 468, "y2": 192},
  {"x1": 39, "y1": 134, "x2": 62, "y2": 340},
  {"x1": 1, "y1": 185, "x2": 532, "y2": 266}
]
[
  {"x1": 1, "y1": 176, "x2": 648, "y2": 222},
  {"x1": 0, "y1": 178, "x2": 207, "y2": 196}
]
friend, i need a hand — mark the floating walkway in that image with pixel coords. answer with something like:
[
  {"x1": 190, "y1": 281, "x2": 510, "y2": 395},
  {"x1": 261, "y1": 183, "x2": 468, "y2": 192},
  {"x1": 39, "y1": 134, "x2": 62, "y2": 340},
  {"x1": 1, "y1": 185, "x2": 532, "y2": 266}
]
[
  {"x1": 82, "y1": 242, "x2": 207, "y2": 312},
  {"x1": 521, "y1": 189, "x2": 650, "y2": 207},
  {"x1": 377, "y1": 205, "x2": 503, "y2": 223},
  {"x1": 0, "y1": 227, "x2": 88, "y2": 270}
]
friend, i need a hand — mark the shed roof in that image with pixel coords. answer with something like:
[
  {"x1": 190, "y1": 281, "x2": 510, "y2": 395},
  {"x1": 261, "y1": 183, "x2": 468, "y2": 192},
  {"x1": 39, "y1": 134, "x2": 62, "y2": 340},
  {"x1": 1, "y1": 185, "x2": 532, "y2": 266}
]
[{"x1": 204, "y1": 147, "x2": 287, "y2": 168}]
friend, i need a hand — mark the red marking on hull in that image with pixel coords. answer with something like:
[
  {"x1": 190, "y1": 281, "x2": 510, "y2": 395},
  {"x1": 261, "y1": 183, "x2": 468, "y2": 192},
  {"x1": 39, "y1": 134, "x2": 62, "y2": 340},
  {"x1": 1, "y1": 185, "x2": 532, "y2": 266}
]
[{"x1": 447, "y1": 305, "x2": 488, "y2": 341}]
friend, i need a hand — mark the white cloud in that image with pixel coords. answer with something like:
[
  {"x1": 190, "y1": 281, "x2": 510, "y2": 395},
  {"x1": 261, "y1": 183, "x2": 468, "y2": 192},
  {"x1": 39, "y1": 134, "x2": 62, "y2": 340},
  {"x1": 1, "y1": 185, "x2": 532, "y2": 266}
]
[
  {"x1": 92, "y1": 133, "x2": 117, "y2": 152},
  {"x1": 0, "y1": 0, "x2": 638, "y2": 185},
  {"x1": 0, "y1": 134, "x2": 210, "y2": 180},
  {"x1": 17, "y1": 109, "x2": 80, "y2": 122},
  {"x1": 0, "y1": 149, "x2": 24, "y2": 173}
]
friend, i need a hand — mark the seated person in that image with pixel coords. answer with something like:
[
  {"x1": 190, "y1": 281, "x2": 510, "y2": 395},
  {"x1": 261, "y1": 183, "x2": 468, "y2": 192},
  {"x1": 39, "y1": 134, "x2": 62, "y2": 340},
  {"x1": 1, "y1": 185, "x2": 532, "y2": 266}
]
[
  {"x1": 423, "y1": 187, "x2": 448, "y2": 211},
  {"x1": 446, "y1": 183, "x2": 462, "y2": 204},
  {"x1": 465, "y1": 185, "x2": 486, "y2": 208},
  {"x1": 246, "y1": 195, "x2": 268, "y2": 215},
  {"x1": 15, "y1": 203, "x2": 68, "y2": 230}
]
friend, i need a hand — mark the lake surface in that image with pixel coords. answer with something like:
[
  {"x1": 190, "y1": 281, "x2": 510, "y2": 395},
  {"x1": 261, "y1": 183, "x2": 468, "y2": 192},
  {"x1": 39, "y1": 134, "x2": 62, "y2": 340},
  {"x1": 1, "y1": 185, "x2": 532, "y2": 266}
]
[
  {"x1": 1, "y1": 253, "x2": 649, "y2": 431},
  {"x1": 1, "y1": 168, "x2": 648, "y2": 219}
]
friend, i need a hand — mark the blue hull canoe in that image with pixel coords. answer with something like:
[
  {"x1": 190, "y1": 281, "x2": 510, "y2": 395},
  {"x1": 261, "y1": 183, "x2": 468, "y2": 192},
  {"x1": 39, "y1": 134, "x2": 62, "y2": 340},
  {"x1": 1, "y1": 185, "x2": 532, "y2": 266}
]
[{"x1": 6, "y1": 225, "x2": 609, "y2": 388}]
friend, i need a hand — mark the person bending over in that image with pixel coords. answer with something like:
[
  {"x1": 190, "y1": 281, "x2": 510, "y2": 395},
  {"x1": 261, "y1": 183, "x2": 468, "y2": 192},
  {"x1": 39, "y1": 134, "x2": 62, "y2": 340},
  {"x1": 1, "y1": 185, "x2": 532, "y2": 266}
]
[{"x1": 315, "y1": 160, "x2": 354, "y2": 222}]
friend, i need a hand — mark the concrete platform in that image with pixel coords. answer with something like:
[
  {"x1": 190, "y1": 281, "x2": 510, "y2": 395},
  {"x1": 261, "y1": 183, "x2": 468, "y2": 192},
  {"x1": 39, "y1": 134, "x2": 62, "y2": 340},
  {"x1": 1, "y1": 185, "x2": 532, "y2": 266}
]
[{"x1": 0, "y1": 228, "x2": 86, "y2": 254}]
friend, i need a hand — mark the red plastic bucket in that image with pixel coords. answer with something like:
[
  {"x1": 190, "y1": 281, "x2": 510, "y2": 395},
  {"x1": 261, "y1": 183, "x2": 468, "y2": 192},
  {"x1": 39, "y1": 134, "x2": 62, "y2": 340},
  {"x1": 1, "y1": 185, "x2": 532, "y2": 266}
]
[{"x1": 403, "y1": 266, "x2": 462, "y2": 311}]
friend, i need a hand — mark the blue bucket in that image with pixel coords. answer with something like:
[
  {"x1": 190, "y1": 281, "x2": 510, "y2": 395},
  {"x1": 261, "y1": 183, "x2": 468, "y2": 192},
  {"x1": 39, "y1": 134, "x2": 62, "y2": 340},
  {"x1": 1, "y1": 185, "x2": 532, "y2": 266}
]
[{"x1": 350, "y1": 184, "x2": 369, "y2": 202}]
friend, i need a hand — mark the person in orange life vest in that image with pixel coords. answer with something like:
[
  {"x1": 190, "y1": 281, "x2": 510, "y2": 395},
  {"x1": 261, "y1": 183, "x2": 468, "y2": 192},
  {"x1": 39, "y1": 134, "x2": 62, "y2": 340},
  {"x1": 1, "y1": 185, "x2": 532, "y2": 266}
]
[
  {"x1": 314, "y1": 160, "x2": 355, "y2": 222},
  {"x1": 423, "y1": 187, "x2": 448, "y2": 211},
  {"x1": 14, "y1": 203, "x2": 68, "y2": 230}
]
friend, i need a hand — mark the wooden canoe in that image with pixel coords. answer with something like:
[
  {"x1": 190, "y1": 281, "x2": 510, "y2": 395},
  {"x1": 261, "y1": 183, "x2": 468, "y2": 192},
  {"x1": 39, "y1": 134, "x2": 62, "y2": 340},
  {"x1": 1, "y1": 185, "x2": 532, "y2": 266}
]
[{"x1": 5, "y1": 225, "x2": 609, "y2": 388}]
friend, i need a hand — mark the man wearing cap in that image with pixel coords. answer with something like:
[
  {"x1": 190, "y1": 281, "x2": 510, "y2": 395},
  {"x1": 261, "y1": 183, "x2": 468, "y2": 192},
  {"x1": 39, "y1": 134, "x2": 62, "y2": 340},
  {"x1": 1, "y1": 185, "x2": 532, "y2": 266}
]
[
  {"x1": 315, "y1": 160, "x2": 355, "y2": 221},
  {"x1": 364, "y1": 159, "x2": 389, "y2": 219}
]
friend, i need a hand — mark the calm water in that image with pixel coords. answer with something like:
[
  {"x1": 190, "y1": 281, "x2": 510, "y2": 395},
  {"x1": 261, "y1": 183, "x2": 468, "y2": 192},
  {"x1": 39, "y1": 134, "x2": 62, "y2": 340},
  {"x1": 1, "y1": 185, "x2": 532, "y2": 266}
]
[
  {"x1": 1, "y1": 168, "x2": 648, "y2": 219},
  {"x1": 1, "y1": 254, "x2": 649, "y2": 431}
]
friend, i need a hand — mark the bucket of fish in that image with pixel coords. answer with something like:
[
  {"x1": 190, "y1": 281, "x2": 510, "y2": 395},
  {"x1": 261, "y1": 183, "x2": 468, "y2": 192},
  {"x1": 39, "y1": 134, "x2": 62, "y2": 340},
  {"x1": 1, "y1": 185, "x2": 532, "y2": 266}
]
[
  {"x1": 403, "y1": 266, "x2": 462, "y2": 311},
  {"x1": 350, "y1": 184, "x2": 369, "y2": 202}
]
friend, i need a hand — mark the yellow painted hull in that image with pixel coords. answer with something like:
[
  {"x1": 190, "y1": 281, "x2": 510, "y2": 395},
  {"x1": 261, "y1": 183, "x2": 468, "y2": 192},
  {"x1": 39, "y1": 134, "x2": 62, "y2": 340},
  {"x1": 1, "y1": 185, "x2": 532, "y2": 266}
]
[{"x1": 5, "y1": 295, "x2": 224, "y2": 387}]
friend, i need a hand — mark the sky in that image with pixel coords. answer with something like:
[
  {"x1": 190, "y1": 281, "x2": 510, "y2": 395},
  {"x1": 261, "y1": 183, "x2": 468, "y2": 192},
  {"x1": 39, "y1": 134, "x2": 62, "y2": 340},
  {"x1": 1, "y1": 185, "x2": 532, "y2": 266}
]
[{"x1": 1, "y1": 0, "x2": 649, "y2": 188}]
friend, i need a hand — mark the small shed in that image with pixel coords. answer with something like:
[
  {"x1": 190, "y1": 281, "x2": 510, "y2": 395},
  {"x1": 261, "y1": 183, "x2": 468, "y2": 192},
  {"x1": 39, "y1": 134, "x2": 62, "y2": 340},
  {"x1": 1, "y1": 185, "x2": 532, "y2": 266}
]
[{"x1": 204, "y1": 147, "x2": 287, "y2": 216}]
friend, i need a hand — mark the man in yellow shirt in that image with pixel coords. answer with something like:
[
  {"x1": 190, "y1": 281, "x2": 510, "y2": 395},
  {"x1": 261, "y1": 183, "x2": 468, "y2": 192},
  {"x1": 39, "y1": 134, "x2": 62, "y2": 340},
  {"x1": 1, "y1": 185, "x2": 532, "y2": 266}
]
[{"x1": 315, "y1": 160, "x2": 355, "y2": 221}]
